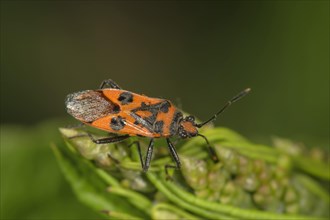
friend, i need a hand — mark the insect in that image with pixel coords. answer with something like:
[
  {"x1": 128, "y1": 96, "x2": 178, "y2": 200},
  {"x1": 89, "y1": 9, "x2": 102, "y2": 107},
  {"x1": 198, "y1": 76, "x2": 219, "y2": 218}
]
[{"x1": 65, "y1": 79, "x2": 250, "y2": 173}]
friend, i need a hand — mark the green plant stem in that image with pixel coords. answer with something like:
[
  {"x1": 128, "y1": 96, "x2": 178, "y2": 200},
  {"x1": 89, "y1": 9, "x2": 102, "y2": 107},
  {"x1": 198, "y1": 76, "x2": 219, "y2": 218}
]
[
  {"x1": 95, "y1": 168, "x2": 120, "y2": 186},
  {"x1": 119, "y1": 161, "x2": 161, "y2": 172},
  {"x1": 182, "y1": 138, "x2": 279, "y2": 162},
  {"x1": 152, "y1": 203, "x2": 200, "y2": 220},
  {"x1": 295, "y1": 174, "x2": 330, "y2": 204},
  {"x1": 107, "y1": 186, "x2": 152, "y2": 215},
  {"x1": 147, "y1": 173, "x2": 234, "y2": 219},
  {"x1": 220, "y1": 143, "x2": 279, "y2": 163},
  {"x1": 102, "y1": 210, "x2": 144, "y2": 220},
  {"x1": 160, "y1": 173, "x2": 316, "y2": 220},
  {"x1": 152, "y1": 157, "x2": 172, "y2": 166},
  {"x1": 292, "y1": 157, "x2": 330, "y2": 180}
]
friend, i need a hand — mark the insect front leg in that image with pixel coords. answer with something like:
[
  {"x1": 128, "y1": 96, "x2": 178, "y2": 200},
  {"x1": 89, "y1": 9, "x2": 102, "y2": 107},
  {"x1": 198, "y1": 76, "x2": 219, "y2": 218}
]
[
  {"x1": 197, "y1": 134, "x2": 219, "y2": 162},
  {"x1": 99, "y1": 79, "x2": 122, "y2": 90},
  {"x1": 165, "y1": 138, "x2": 181, "y2": 180}
]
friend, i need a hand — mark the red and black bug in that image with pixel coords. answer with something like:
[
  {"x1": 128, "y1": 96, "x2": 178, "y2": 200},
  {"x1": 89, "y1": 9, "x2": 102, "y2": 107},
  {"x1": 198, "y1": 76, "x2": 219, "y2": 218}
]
[{"x1": 65, "y1": 79, "x2": 250, "y2": 172}]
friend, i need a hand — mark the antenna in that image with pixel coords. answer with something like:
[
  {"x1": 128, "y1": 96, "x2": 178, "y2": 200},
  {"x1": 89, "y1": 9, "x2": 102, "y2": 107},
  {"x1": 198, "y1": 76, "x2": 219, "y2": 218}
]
[{"x1": 196, "y1": 88, "x2": 251, "y2": 128}]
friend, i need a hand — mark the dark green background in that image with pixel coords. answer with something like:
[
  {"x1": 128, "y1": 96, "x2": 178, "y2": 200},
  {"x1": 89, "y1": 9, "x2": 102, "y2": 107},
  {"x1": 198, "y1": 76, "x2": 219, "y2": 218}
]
[{"x1": 1, "y1": 1, "x2": 329, "y2": 219}]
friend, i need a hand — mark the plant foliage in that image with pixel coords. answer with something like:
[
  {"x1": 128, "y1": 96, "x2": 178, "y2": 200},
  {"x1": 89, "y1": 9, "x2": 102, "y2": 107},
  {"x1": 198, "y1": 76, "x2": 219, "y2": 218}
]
[{"x1": 55, "y1": 127, "x2": 329, "y2": 219}]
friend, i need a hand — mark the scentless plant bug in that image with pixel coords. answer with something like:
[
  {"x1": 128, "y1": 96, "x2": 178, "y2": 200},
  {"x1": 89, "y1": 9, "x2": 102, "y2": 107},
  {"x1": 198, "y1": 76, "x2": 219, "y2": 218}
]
[{"x1": 65, "y1": 79, "x2": 250, "y2": 173}]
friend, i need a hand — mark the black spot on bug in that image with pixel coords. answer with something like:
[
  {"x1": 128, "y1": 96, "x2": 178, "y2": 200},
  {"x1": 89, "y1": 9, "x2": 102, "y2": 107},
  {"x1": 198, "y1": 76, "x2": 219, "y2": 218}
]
[
  {"x1": 118, "y1": 92, "x2": 133, "y2": 105},
  {"x1": 144, "y1": 112, "x2": 157, "y2": 125},
  {"x1": 170, "y1": 111, "x2": 183, "y2": 135},
  {"x1": 130, "y1": 101, "x2": 172, "y2": 133},
  {"x1": 110, "y1": 116, "x2": 126, "y2": 131},
  {"x1": 154, "y1": 120, "x2": 164, "y2": 134},
  {"x1": 160, "y1": 101, "x2": 171, "y2": 113},
  {"x1": 113, "y1": 105, "x2": 121, "y2": 113},
  {"x1": 130, "y1": 112, "x2": 154, "y2": 132}
]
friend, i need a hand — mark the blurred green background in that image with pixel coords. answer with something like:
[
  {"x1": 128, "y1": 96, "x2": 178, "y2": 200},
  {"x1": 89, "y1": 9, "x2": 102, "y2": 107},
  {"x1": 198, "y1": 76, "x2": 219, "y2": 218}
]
[{"x1": 1, "y1": 1, "x2": 329, "y2": 219}]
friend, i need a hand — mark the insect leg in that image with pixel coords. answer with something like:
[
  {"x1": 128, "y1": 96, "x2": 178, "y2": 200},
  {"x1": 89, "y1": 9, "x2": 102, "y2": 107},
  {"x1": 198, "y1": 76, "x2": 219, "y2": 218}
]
[
  {"x1": 143, "y1": 138, "x2": 154, "y2": 172},
  {"x1": 166, "y1": 138, "x2": 181, "y2": 168},
  {"x1": 99, "y1": 79, "x2": 122, "y2": 90},
  {"x1": 164, "y1": 138, "x2": 181, "y2": 180},
  {"x1": 197, "y1": 134, "x2": 219, "y2": 162},
  {"x1": 69, "y1": 134, "x2": 130, "y2": 165},
  {"x1": 87, "y1": 134, "x2": 130, "y2": 144},
  {"x1": 128, "y1": 141, "x2": 144, "y2": 170},
  {"x1": 88, "y1": 134, "x2": 130, "y2": 164}
]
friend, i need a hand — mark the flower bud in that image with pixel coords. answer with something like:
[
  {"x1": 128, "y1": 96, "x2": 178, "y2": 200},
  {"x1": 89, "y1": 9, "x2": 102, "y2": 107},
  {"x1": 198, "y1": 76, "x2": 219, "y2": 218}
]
[{"x1": 180, "y1": 156, "x2": 208, "y2": 190}]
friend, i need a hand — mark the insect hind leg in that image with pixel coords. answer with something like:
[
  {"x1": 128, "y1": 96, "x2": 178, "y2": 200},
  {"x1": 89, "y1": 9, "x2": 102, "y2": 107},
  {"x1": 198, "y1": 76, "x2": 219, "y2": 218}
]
[
  {"x1": 99, "y1": 79, "x2": 122, "y2": 89},
  {"x1": 68, "y1": 133, "x2": 130, "y2": 166},
  {"x1": 87, "y1": 133, "x2": 130, "y2": 144}
]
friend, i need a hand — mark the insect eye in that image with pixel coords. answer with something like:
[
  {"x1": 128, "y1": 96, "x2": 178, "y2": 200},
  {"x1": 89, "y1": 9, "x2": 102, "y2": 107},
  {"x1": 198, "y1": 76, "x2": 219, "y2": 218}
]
[
  {"x1": 178, "y1": 126, "x2": 187, "y2": 138},
  {"x1": 186, "y1": 116, "x2": 195, "y2": 122}
]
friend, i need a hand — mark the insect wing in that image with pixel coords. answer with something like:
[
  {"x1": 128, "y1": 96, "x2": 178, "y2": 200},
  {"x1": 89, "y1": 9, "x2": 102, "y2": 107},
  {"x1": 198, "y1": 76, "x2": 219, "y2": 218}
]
[
  {"x1": 91, "y1": 89, "x2": 168, "y2": 137},
  {"x1": 90, "y1": 111, "x2": 155, "y2": 137},
  {"x1": 101, "y1": 89, "x2": 163, "y2": 110}
]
